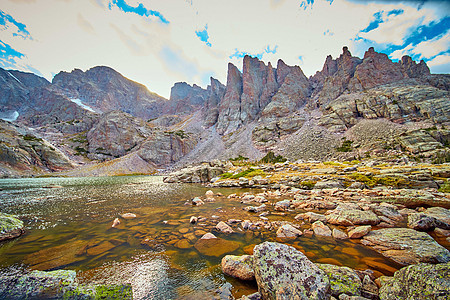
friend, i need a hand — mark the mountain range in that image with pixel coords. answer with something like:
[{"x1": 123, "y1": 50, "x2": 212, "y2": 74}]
[{"x1": 0, "y1": 46, "x2": 448, "y2": 177}]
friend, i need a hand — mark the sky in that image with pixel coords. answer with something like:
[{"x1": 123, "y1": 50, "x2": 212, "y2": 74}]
[{"x1": 0, "y1": 0, "x2": 449, "y2": 99}]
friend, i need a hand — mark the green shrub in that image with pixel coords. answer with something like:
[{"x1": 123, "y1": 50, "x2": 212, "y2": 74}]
[
  {"x1": 438, "y1": 182, "x2": 450, "y2": 193},
  {"x1": 259, "y1": 151, "x2": 286, "y2": 164},
  {"x1": 229, "y1": 155, "x2": 249, "y2": 161},
  {"x1": 336, "y1": 139, "x2": 353, "y2": 152},
  {"x1": 22, "y1": 134, "x2": 43, "y2": 142},
  {"x1": 221, "y1": 168, "x2": 265, "y2": 179}
]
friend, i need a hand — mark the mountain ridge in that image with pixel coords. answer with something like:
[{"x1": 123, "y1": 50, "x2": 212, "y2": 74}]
[{"x1": 0, "y1": 46, "x2": 448, "y2": 177}]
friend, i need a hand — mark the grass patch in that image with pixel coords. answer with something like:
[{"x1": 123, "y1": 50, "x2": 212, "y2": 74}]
[
  {"x1": 259, "y1": 151, "x2": 287, "y2": 164},
  {"x1": 336, "y1": 139, "x2": 353, "y2": 152},
  {"x1": 22, "y1": 134, "x2": 43, "y2": 142},
  {"x1": 349, "y1": 172, "x2": 410, "y2": 188},
  {"x1": 221, "y1": 168, "x2": 265, "y2": 179},
  {"x1": 229, "y1": 155, "x2": 249, "y2": 161},
  {"x1": 300, "y1": 180, "x2": 316, "y2": 189},
  {"x1": 438, "y1": 182, "x2": 450, "y2": 193}
]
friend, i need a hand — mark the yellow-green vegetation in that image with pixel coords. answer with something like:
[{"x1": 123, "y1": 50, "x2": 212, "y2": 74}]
[
  {"x1": 166, "y1": 130, "x2": 188, "y2": 139},
  {"x1": 259, "y1": 151, "x2": 286, "y2": 164},
  {"x1": 221, "y1": 168, "x2": 265, "y2": 179},
  {"x1": 300, "y1": 180, "x2": 316, "y2": 189},
  {"x1": 70, "y1": 134, "x2": 88, "y2": 144},
  {"x1": 229, "y1": 155, "x2": 249, "y2": 161},
  {"x1": 349, "y1": 172, "x2": 410, "y2": 188},
  {"x1": 323, "y1": 161, "x2": 343, "y2": 166},
  {"x1": 438, "y1": 181, "x2": 450, "y2": 193},
  {"x1": 336, "y1": 139, "x2": 353, "y2": 152},
  {"x1": 22, "y1": 134, "x2": 43, "y2": 142}
]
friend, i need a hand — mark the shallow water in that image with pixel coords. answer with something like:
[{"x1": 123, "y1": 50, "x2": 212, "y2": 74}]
[{"x1": 0, "y1": 176, "x2": 403, "y2": 299}]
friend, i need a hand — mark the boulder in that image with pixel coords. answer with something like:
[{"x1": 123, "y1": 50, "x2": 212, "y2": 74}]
[
  {"x1": 379, "y1": 262, "x2": 450, "y2": 300},
  {"x1": 348, "y1": 226, "x2": 371, "y2": 239},
  {"x1": 163, "y1": 163, "x2": 225, "y2": 183},
  {"x1": 0, "y1": 212, "x2": 24, "y2": 241},
  {"x1": 216, "y1": 221, "x2": 234, "y2": 234},
  {"x1": 253, "y1": 242, "x2": 331, "y2": 299},
  {"x1": 276, "y1": 224, "x2": 303, "y2": 239},
  {"x1": 274, "y1": 200, "x2": 291, "y2": 211},
  {"x1": 314, "y1": 180, "x2": 344, "y2": 189},
  {"x1": 296, "y1": 212, "x2": 327, "y2": 223},
  {"x1": 312, "y1": 221, "x2": 332, "y2": 237},
  {"x1": 317, "y1": 264, "x2": 362, "y2": 297},
  {"x1": 221, "y1": 255, "x2": 255, "y2": 280},
  {"x1": 192, "y1": 197, "x2": 205, "y2": 206},
  {"x1": 332, "y1": 228, "x2": 348, "y2": 240},
  {"x1": 361, "y1": 228, "x2": 450, "y2": 265},
  {"x1": 244, "y1": 204, "x2": 266, "y2": 213},
  {"x1": 407, "y1": 213, "x2": 437, "y2": 231},
  {"x1": 327, "y1": 210, "x2": 380, "y2": 226}
]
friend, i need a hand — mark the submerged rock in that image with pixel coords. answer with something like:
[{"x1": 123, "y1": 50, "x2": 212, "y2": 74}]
[
  {"x1": 194, "y1": 236, "x2": 239, "y2": 257},
  {"x1": 221, "y1": 255, "x2": 255, "y2": 280},
  {"x1": 379, "y1": 262, "x2": 450, "y2": 300},
  {"x1": 0, "y1": 212, "x2": 24, "y2": 241},
  {"x1": 253, "y1": 242, "x2": 330, "y2": 300},
  {"x1": 361, "y1": 228, "x2": 450, "y2": 265}
]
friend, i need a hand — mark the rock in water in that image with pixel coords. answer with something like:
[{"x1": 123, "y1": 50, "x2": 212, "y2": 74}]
[
  {"x1": 121, "y1": 213, "x2": 136, "y2": 219},
  {"x1": 111, "y1": 217, "x2": 120, "y2": 228},
  {"x1": 0, "y1": 212, "x2": 24, "y2": 241},
  {"x1": 221, "y1": 255, "x2": 255, "y2": 281},
  {"x1": 252, "y1": 242, "x2": 330, "y2": 300},
  {"x1": 216, "y1": 221, "x2": 234, "y2": 234},
  {"x1": 276, "y1": 224, "x2": 303, "y2": 239},
  {"x1": 379, "y1": 262, "x2": 450, "y2": 300},
  {"x1": 362, "y1": 228, "x2": 450, "y2": 265}
]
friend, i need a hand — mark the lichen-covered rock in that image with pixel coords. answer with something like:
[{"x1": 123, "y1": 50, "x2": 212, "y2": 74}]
[
  {"x1": 408, "y1": 213, "x2": 437, "y2": 231},
  {"x1": 253, "y1": 242, "x2": 330, "y2": 300},
  {"x1": 0, "y1": 212, "x2": 24, "y2": 241},
  {"x1": 327, "y1": 210, "x2": 380, "y2": 226},
  {"x1": 361, "y1": 228, "x2": 450, "y2": 265},
  {"x1": 317, "y1": 264, "x2": 362, "y2": 297},
  {"x1": 221, "y1": 255, "x2": 255, "y2": 281},
  {"x1": 0, "y1": 269, "x2": 133, "y2": 299},
  {"x1": 379, "y1": 262, "x2": 450, "y2": 300},
  {"x1": 163, "y1": 161, "x2": 226, "y2": 183}
]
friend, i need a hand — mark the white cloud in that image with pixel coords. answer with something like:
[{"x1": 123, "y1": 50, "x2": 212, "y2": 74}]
[{"x1": 1, "y1": 0, "x2": 448, "y2": 99}]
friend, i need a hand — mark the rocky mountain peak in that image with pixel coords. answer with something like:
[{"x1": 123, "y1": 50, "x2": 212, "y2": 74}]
[{"x1": 400, "y1": 55, "x2": 430, "y2": 78}]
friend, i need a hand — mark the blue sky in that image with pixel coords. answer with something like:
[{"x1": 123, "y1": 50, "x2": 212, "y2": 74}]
[{"x1": 0, "y1": 0, "x2": 449, "y2": 98}]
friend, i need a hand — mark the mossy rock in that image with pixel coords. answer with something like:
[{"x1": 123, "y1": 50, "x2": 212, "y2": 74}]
[{"x1": 0, "y1": 212, "x2": 24, "y2": 241}]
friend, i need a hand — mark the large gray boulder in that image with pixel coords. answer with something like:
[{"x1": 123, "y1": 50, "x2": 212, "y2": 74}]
[
  {"x1": 252, "y1": 242, "x2": 330, "y2": 300},
  {"x1": 379, "y1": 262, "x2": 450, "y2": 300},
  {"x1": 221, "y1": 255, "x2": 255, "y2": 281},
  {"x1": 362, "y1": 228, "x2": 450, "y2": 265}
]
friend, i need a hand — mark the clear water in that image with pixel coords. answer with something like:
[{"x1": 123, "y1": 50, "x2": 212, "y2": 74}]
[{"x1": 0, "y1": 176, "x2": 403, "y2": 299}]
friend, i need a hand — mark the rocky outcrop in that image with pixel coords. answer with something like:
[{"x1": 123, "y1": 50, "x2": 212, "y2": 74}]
[
  {"x1": 0, "y1": 212, "x2": 24, "y2": 241},
  {"x1": 204, "y1": 77, "x2": 226, "y2": 127},
  {"x1": 216, "y1": 63, "x2": 243, "y2": 134},
  {"x1": 311, "y1": 46, "x2": 362, "y2": 106},
  {"x1": 379, "y1": 262, "x2": 450, "y2": 300},
  {"x1": 52, "y1": 66, "x2": 167, "y2": 120},
  {"x1": 0, "y1": 120, "x2": 74, "y2": 176},
  {"x1": 87, "y1": 111, "x2": 153, "y2": 159},
  {"x1": 361, "y1": 227, "x2": 450, "y2": 265},
  {"x1": 252, "y1": 242, "x2": 330, "y2": 299},
  {"x1": 163, "y1": 160, "x2": 227, "y2": 183},
  {"x1": 165, "y1": 82, "x2": 209, "y2": 115}
]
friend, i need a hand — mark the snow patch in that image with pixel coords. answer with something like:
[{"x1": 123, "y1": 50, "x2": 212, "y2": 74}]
[
  {"x1": 0, "y1": 111, "x2": 19, "y2": 122},
  {"x1": 69, "y1": 98, "x2": 96, "y2": 113},
  {"x1": 8, "y1": 72, "x2": 22, "y2": 84}
]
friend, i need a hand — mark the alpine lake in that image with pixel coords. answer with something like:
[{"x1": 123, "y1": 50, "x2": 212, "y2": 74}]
[{"x1": 0, "y1": 176, "x2": 404, "y2": 299}]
